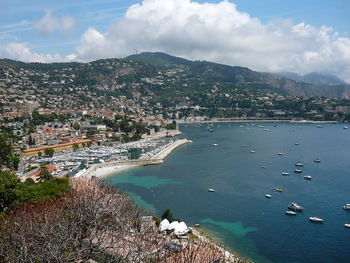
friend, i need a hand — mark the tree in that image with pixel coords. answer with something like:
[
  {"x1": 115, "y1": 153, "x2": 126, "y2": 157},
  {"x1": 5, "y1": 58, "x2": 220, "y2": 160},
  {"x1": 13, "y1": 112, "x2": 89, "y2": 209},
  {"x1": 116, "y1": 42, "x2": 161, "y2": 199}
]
[
  {"x1": 28, "y1": 135, "x2": 35, "y2": 145},
  {"x1": 161, "y1": 208, "x2": 173, "y2": 221},
  {"x1": 72, "y1": 122, "x2": 81, "y2": 130},
  {"x1": 73, "y1": 143, "x2": 79, "y2": 151},
  {"x1": 38, "y1": 167, "x2": 53, "y2": 182},
  {"x1": 0, "y1": 172, "x2": 20, "y2": 212},
  {"x1": 8, "y1": 156, "x2": 20, "y2": 170},
  {"x1": 0, "y1": 134, "x2": 12, "y2": 167},
  {"x1": 44, "y1": 148, "x2": 54, "y2": 157},
  {"x1": 37, "y1": 151, "x2": 42, "y2": 158}
]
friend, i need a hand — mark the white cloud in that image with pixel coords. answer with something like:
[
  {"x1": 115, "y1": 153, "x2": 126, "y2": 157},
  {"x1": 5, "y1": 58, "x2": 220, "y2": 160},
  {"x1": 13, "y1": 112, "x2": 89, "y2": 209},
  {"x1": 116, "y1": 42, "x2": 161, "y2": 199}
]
[
  {"x1": 75, "y1": 0, "x2": 350, "y2": 82},
  {"x1": 33, "y1": 9, "x2": 76, "y2": 36},
  {"x1": 1, "y1": 42, "x2": 76, "y2": 63}
]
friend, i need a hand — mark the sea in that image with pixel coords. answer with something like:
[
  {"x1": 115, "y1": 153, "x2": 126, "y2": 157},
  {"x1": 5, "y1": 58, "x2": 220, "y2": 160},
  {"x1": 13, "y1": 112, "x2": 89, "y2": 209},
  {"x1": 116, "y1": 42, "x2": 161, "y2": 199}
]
[{"x1": 107, "y1": 122, "x2": 350, "y2": 263}]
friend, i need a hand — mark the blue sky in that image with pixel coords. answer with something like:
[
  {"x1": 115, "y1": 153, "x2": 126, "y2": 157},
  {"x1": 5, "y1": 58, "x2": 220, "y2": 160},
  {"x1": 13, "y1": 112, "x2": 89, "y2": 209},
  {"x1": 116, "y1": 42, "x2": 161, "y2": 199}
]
[{"x1": 1, "y1": 0, "x2": 350, "y2": 81}]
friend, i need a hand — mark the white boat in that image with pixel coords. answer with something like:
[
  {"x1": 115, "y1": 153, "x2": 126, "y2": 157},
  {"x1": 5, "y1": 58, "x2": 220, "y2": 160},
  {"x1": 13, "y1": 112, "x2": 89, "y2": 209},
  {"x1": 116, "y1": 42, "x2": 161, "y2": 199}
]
[
  {"x1": 343, "y1": 204, "x2": 350, "y2": 210},
  {"x1": 304, "y1": 175, "x2": 312, "y2": 180},
  {"x1": 208, "y1": 189, "x2": 215, "y2": 192},
  {"x1": 250, "y1": 150, "x2": 256, "y2": 153},
  {"x1": 213, "y1": 143, "x2": 219, "y2": 146},
  {"x1": 294, "y1": 169, "x2": 303, "y2": 173},
  {"x1": 288, "y1": 202, "x2": 304, "y2": 211},
  {"x1": 261, "y1": 166, "x2": 267, "y2": 169},
  {"x1": 345, "y1": 224, "x2": 350, "y2": 228},
  {"x1": 286, "y1": 211, "x2": 297, "y2": 216},
  {"x1": 281, "y1": 172, "x2": 290, "y2": 176},
  {"x1": 265, "y1": 194, "x2": 272, "y2": 198},
  {"x1": 343, "y1": 126, "x2": 348, "y2": 129},
  {"x1": 309, "y1": 217, "x2": 324, "y2": 223},
  {"x1": 316, "y1": 125, "x2": 323, "y2": 128},
  {"x1": 295, "y1": 162, "x2": 304, "y2": 167},
  {"x1": 278, "y1": 152, "x2": 283, "y2": 156},
  {"x1": 294, "y1": 142, "x2": 299, "y2": 145},
  {"x1": 314, "y1": 159, "x2": 321, "y2": 163}
]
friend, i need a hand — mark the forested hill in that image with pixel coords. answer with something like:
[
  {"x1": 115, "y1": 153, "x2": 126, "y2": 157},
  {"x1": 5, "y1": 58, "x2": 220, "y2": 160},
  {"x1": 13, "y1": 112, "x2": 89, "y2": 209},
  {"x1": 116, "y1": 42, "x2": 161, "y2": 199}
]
[{"x1": 127, "y1": 52, "x2": 350, "y2": 98}]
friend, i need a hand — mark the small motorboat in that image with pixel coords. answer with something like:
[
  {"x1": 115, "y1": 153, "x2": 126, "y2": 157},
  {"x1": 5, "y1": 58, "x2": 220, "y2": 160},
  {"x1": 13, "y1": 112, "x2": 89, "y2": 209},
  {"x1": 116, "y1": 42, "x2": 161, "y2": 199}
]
[
  {"x1": 250, "y1": 150, "x2": 256, "y2": 153},
  {"x1": 288, "y1": 202, "x2": 304, "y2": 211},
  {"x1": 309, "y1": 217, "x2": 324, "y2": 223},
  {"x1": 343, "y1": 204, "x2": 350, "y2": 210},
  {"x1": 275, "y1": 188, "x2": 283, "y2": 193},
  {"x1": 295, "y1": 162, "x2": 304, "y2": 167},
  {"x1": 213, "y1": 143, "x2": 218, "y2": 146},
  {"x1": 277, "y1": 152, "x2": 283, "y2": 156},
  {"x1": 316, "y1": 125, "x2": 323, "y2": 128},
  {"x1": 294, "y1": 142, "x2": 299, "y2": 145},
  {"x1": 343, "y1": 126, "x2": 348, "y2": 130},
  {"x1": 314, "y1": 159, "x2": 321, "y2": 163},
  {"x1": 286, "y1": 211, "x2": 297, "y2": 216},
  {"x1": 281, "y1": 172, "x2": 290, "y2": 176},
  {"x1": 304, "y1": 175, "x2": 312, "y2": 180},
  {"x1": 294, "y1": 169, "x2": 303, "y2": 173},
  {"x1": 265, "y1": 194, "x2": 272, "y2": 198},
  {"x1": 345, "y1": 224, "x2": 350, "y2": 228},
  {"x1": 208, "y1": 189, "x2": 215, "y2": 192}
]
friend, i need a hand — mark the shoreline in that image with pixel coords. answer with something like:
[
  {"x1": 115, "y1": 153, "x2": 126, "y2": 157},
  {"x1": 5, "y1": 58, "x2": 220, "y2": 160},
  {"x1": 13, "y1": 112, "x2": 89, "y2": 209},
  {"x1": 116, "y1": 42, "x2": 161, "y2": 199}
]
[
  {"x1": 176, "y1": 118, "x2": 339, "y2": 124},
  {"x1": 190, "y1": 227, "x2": 250, "y2": 263},
  {"x1": 79, "y1": 139, "x2": 192, "y2": 178}
]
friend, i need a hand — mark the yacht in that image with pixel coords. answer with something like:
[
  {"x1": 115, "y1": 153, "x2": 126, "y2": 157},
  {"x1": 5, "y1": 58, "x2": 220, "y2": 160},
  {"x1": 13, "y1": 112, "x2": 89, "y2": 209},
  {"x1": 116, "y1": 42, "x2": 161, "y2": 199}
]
[
  {"x1": 281, "y1": 172, "x2": 290, "y2": 176},
  {"x1": 343, "y1": 126, "x2": 348, "y2": 129},
  {"x1": 345, "y1": 224, "x2": 350, "y2": 228},
  {"x1": 294, "y1": 169, "x2": 303, "y2": 173},
  {"x1": 286, "y1": 211, "x2": 297, "y2": 216},
  {"x1": 265, "y1": 194, "x2": 272, "y2": 198},
  {"x1": 295, "y1": 162, "x2": 304, "y2": 167},
  {"x1": 275, "y1": 188, "x2": 283, "y2": 192},
  {"x1": 304, "y1": 175, "x2": 312, "y2": 180},
  {"x1": 309, "y1": 217, "x2": 324, "y2": 223},
  {"x1": 343, "y1": 204, "x2": 350, "y2": 210},
  {"x1": 314, "y1": 159, "x2": 321, "y2": 163},
  {"x1": 277, "y1": 152, "x2": 283, "y2": 156},
  {"x1": 288, "y1": 202, "x2": 304, "y2": 211},
  {"x1": 208, "y1": 189, "x2": 215, "y2": 192}
]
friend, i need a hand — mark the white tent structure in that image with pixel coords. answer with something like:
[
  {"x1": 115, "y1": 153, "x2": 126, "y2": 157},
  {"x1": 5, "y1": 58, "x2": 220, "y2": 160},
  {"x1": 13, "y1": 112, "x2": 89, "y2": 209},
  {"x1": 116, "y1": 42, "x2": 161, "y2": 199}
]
[
  {"x1": 167, "y1": 221, "x2": 179, "y2": 231},
  {"x1": 159, "y1": 219, "x2": 170, "y2": 232},
  {"x1": 174, "y1": 222, "x2": 189, "y2": 236}
]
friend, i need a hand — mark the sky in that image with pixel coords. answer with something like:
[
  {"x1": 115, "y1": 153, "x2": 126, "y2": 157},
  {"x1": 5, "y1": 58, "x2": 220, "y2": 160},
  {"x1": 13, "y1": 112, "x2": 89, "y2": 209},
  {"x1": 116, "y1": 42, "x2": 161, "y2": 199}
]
[{"x1": 0, "y1": 0, "x2": 350, "y2": 82}]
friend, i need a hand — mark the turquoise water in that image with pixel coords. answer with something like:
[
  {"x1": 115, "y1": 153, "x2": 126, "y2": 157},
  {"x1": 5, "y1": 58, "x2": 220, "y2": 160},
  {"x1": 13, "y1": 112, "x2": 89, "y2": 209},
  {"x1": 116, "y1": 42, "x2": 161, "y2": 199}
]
[{"x1": 107, "y1": 123, "x2": 350, "y2": 263}]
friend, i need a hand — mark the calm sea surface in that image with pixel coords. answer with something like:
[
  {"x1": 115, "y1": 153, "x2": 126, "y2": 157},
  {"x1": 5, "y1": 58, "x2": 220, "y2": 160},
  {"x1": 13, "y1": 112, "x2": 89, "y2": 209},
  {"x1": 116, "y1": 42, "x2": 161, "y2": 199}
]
[{"x1": 107, "y1": 123, "x2": 350, "y2": 263}]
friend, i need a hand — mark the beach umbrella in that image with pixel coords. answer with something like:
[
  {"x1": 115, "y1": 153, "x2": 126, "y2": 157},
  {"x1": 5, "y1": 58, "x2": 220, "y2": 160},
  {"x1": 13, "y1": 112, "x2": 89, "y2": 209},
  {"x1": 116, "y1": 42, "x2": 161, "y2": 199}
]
[{"x1": 159, "y1": 219, "x2": 170, "y2": 232}]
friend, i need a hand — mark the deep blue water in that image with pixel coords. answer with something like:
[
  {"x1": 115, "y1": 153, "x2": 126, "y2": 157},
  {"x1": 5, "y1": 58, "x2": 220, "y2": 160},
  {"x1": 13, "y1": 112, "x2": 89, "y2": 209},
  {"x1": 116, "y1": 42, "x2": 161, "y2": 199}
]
[{"x1": 107, "y1": 123, "x2": 350, "y2": 263}]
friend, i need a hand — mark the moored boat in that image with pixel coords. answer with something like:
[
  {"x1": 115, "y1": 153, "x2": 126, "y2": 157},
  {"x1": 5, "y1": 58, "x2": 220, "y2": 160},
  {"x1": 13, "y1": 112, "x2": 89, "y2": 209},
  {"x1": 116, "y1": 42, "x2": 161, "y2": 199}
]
[
  {"x1": 286, "y1": 211, "x2": 297, "y2": 216},
  {"x1": 250, "y1": 150, "x2": 256, "y2": 153},
  {"x1": 343, "y1": 204, "x2": 350, "y2": 210},
  {"x1": 294, "y1": 169, "x2": 303, "y2": 173},
  {"x1": 345, "y1": 224, "x2": 350, "y2": 228},
  {"x1": 288, "y1": 202, "x2": 304, "y2": 211},
  {"x1": 295, "y1": 162, "x2": 304, "y2": 167},
  {"x1": 278, "y1": 152, "x2": 283, "y2": 156},
  {"x1": 343, "y1": 126, "x2": 348, "y2": 129},
  {"x1": 281, "y1": 172, "x2": 290, "y2": 176},
  {"x1": 208, "y1": 188, "x2": 215, "y2": 192},
  {"x1": 213, "y1": 143, "x2": 218, "y2": 146},
  {"x1": 304, "y1": 175, "x2": 312, "y2": 180},
  {"x1": 309, "y1": 217, "x2": 324, "y2": 223},
  {"x1": 275, "y1": 188, "x2": 283, "y2": 192},
  {"x1": 265, "y1": 194, "x2": 272, "y2": 198},
  {"x1": 314, "y1": 159, "x2": 321, "y2": 163}
]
